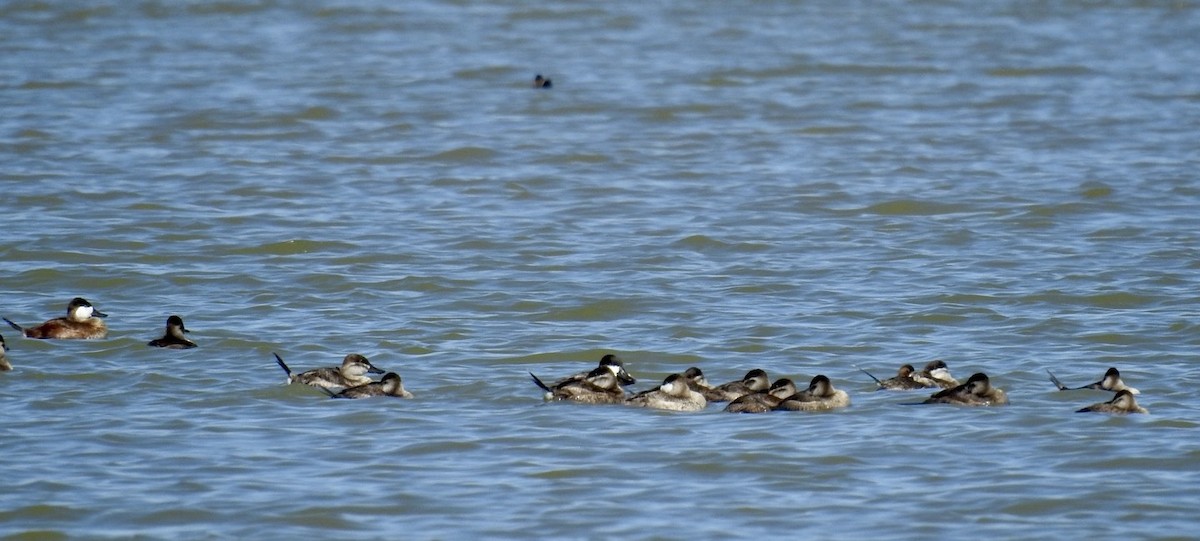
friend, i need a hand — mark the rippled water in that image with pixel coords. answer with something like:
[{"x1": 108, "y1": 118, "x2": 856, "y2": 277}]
[{"x1": 2, "y1": 1, "x2": 1199, "y2": 539}]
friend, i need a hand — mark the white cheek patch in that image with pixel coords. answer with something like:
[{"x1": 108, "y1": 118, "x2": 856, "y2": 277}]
[
  {"x1": 930, "y1": 368, "x2": 951, "y2": 380},
  {"x1": 660, "y1": 382, "x2": 675, "y2": 393},
  {"x1": 74, "y1": 306, "x2": 94, "y2": 319},
  {"x1": 607, "y1": 365, "x2": 622, "y2": 376}
]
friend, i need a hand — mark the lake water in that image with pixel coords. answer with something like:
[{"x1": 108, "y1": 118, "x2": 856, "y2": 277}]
[{"x1": 2, "y1": 1, "x2": 1199, "y2": 539}]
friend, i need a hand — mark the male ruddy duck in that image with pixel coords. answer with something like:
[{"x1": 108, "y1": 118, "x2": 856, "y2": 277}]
[
  {"x1": 4, "y1": 297, "x2": 108, "y2": 340},
  {"x1": 273, "y1": 352, "x2": 385, "y2": 389},
  {"x1": 627, "y1": 373, "x2": 707, "y2": 412},
  {"x1": 0, "y1": 333, "x2": 11, "y2": 371},
  {"x1": 704, "y1": 369, "x2": 770, "y2": 402},
  {"x1": 777, "y1": 375, "x2": 851, "y2": 412},
  {"x1": 531, "y1": 365, "x2": 628, "y2": 404},
  {"x1": 859, "y1": 364, "x2": 926, "y2": 391},
  {"x1": 1076, "y1": 390, "x2": 1147, "y2": 415},
  {"x1": 922, "y1": 372, "x2": 1008, "y2": 406},
  {"x1": 325, "y1": 372, "x2": 414, "y2": 399},
  {"x1": 148, "y1": 315, "x2": 197, "y2": 349},
  {"x1": 536, "y1": 354, "x2": 637, "y2": 388},
  {"x1": 911, "y1": 360, "x2": 958, "y2": 389},
  {"x1": 533, "y1": 74, "x2": 552, "y2": 88},
  {"x1": 1048, "y1": 367, "x2": 1139, "y2": 394},
  {"x1": 725, "y1": 378, "x2": 797, "y2": 414}
]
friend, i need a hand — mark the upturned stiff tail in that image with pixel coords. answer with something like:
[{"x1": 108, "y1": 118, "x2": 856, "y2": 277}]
[
  {"x1": 856, "y1": 365, "x2": 884, "y2": 386},
  {"x1": 529, "y1": 372, "x2": 552, "y2": 393},
  {"x1": 273, "y1": 353, "x2": 294, "y2": 377},
  {"x1": 3, "y1": 318, "x2": 25, "y2": 334},
  {"x1": 1046, "y1": 369, "x2": 1068, "y2": 391}
]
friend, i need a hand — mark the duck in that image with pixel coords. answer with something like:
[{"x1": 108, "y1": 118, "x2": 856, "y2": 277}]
[
  {"x1": 533, "y1": 353, "x2": 637, "y2": 389},
  {"x1": 1076, "y1": 390, "x2": 1147, "y2": 414},
  {"x1": 533, "y1": 74, "x2": 552, "y2": 88},
  {"x1": 530, "y1": 365, "x2": 628, "y2": 404},
  {"x1": 724, "y1": 378, "x2": 798, "y2": 413},
  {"x1": 680, "y1": 366, "x2": 712, "y2": 392},
  {"x1": 4, "y1": 297, "x2": 108, "y2": 340},
  {"x1": 626, "y1": 373, "x2": 707, "y2": 411},
  {"x1": 777, "y1": 375, "x2": 851, "y2": 412},
  {"x1": 325, "y1": 372, "x2": 414, "y2": 399},
  {"x1": 1047, "y1": 367, "x2": 1139, "y2": 394},
  {"x1": 911, "y1": 360, "x2": 958, "y2": 389},
  {"x1": 147, "y1": 315, "x2": 197, "y2": 349},
  {"x1": 922, "y1": 372, "x2": 1008, "y2": 406},
  {"x1": 859, "y1": 363, "x2": 926, "y2": 390},
  {"x1": 703, "y1": 369, "x2": 770, "y2": 402},
  {"x1": 273, "y1": 352, "x2": 385, "y2": 389},
  {"x1": 0, "y1": 333, "x2": 11, "y2": 371}
]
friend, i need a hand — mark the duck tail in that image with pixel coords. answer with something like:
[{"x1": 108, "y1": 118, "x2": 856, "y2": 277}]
[
  {"x1": 273, "y1": 352, "x2": 294, "y2": 379},
  {"x1": 3, "y1": 317, "x2": 25, "y2": 335},
  {"x1": 529, "y1": 372, "x2": 553, "y2": 394},
  {"x1": 855, "y1": 365, "x2": 884, "y2": 386},
  {"x1": 1046, "y1": 369, "x2": 1069, "y2": 391}
]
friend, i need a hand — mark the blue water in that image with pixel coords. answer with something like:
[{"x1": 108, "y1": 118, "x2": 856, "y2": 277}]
[{"x1": 2, "y1": 1, "x2": 1199, "y2": 539}]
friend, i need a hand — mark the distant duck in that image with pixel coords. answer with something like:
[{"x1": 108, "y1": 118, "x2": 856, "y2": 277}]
[
  {"x1": 626, "y1": 373, "x2": 707, "y2": 412},
  {"x1": 325, "y1": 372, "x2": 414, "y2": 399},
  {"x1": 922, "y1": 372, "x2": 1008, "y2": 406},
  {"x1": 777, "y1": 375, "x2": 851, "y2": 412},
  {"x1": 1076, "y1": 390, "x2": 1147, "y2": 415},
  {"x1": 1047, "y1": 367, "x2": 1139, "y2": 395},
  {"x1": 680, "y1": 366, "x2": 712, "y2": 392},
  {"x1": 911, "y1": 360, "x2": 958, "y2": 389},
  {"x1": 4, "y1": 297, "x2": 108, "y2": 340},
  {"x1": 703, "y1": 369, "x2": 770, "y2": 402},
  {"x1": 859, "y1": 364, "x2": 926, "y2": 391},
  {"x1": 273, "y1": 352, "x2": 385, "y2": 389},
  {"x1": 724, "y1": 378, "x2": 797, "y2": 413},
  {"x1": 542, "y1": 353, "x2": 637, "y2": 389},
  {"x1": 0, "y1": 333, "x2": 11, "y2": 371},
  {"x1": 147, "y1": 315, "x2": 197, "y2": 349},
  {"x1": 530, "y1": 365, "x2": 628, "y2": 404},
  {"x1": 533, "y1": 74, "x2": 552, "y2": 88}
]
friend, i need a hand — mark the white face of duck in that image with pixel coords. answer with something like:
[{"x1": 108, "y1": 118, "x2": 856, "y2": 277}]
[{"x1": 70, "y1": 304, "x2": 94, "y2": 320}]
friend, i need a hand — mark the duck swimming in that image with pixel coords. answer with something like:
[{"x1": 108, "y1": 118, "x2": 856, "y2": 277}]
[
  {"x1": 860, "y1": 364, "x2": 926, "y2": 391},
  {"x1": 724, "y1": 378, "x2": 797, "y2": 413},
  {"x1": 1076, "y1": 390, "x2": 1147, "y2": 414},
  {"x1": 911, "y1": 360, "x2": 958, "y2": 389},
  {"x1": 1048, "y1": 367, "x2": 1139, "y2": 394},
  {"x1": 4, "y1": 297, "x2": 108, "y2": 340},
  {"x1": 777, "y1": 375, "x2": 851, "y2": 412},
  {"x1": 325, "y1": 372, "x2": 414, "y2": 399},
  {"x1": 626, "y1": 373, "x2": 707, "y2": 412},
  {"x1": 0, "y1": 333, "x2": 10, "y2": 371},
  {"x1": 147, "y1": 315, "x2": 197, "y2": 349},
  {"x1": 530, "y1": 365, "x2": 628, "y2": 404},
  {"x1": 703, "y1": 369, "x2": 770, "y2": 402},
  {"x1": 542, "y1": 354, "x2": 637, "y2": 389},
  {"x1": 922, "y1": 372, "x2": 1008, "y2": 406},
  {"x1": 273, "y1": 352, "x2": 385, "y2": 389},
  {"x1": 533, "y1": 74, "x2": 552, "y2": 88}
]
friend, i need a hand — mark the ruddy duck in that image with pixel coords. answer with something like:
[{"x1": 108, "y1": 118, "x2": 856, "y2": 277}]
[
  {"x1": 922, "y1": 372, "x2": 1008, "y2": 406},
  {"x1": 539, "y1": 354, "x2": 637, "y2": 388},
  {"x1": 326, "y1": 372, "x2": 414, "y2": 399},
  {"x1": 148, "y1": 315, "x2": 197, "y2": 349},
  {"x1": 4, "y1": 297, "x2": 108, "y2": 340},
  {"x1": 911, "y1": 360, "x2": 958, "y2": 389},
  {"x1": 1048, "y1": 367, "x2": 1139, "y2": 394},
  {"x1": 681, "y1": 366, "x2": 712, "y2": 392},
  {"x1": 724, "y1": 378, "x2": 797, "y2": 414},
  {"x1": 703, "y1": 369, "x2": 770, "y2": 402},
  {"x1": 533, "y1": 74, "x2": 552, "y2": 88},
  {"x1": 1076, "y1": 390, "x2": 1147, "y2": 415},
  {"x1": 0, "y1": 333, "x2": 11, "y2": 371},
  {"x1": 859, "y1": 364, "x2": 926, "y2": 391},
  {"x1": 777, "y1": 375, "x2": 851, "y2": 412},
  {"x1": 273, "y1": 352, "x2": 385, "y2": 389},
  {"x1": 627, "y1": 373, "x2": 707, "y2": 412},
  {"x1": 530, "y1": 365, "x2": 628, "y2": 404}
]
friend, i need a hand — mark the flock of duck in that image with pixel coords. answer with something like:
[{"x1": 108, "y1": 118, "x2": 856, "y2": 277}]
[{"x1": 1, "y1": 297, "x2": 1148, "y2": 414}]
